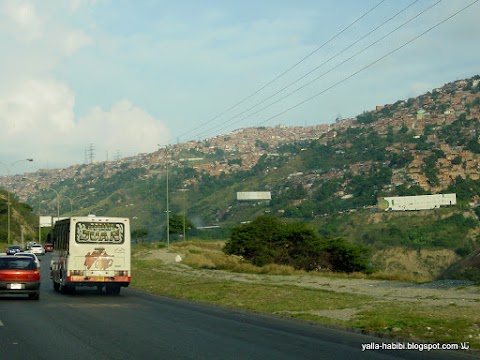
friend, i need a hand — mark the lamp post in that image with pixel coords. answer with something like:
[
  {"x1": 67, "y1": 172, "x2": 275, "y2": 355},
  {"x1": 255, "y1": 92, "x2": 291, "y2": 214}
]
[
  {"x1": 0, "y1": 158, "x2": 34, "y2": 244},
  {"x1": 89, "y1": 208, "x2": 104, "y2": 216},
  {"x1": 37, "y1": 191, "x2": 42, "y2": 243},
  {"x1": 158, "y1": 144, "x2": 170, "y2": 248},
  {"x1": 50, "y1": 188, "x2": 63, "y2": 221},
  {"x1": 63, "y1": 194, "x2": 83, "y2": 213},
  {"x1": 182, "y1": 187, "x2": 189, "y2": 242}
]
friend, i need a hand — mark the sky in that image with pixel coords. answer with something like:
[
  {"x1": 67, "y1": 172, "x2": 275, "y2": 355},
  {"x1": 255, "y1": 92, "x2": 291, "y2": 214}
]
[{"x1": 0, "y1": 0, "x2": 479, "y2": 174}]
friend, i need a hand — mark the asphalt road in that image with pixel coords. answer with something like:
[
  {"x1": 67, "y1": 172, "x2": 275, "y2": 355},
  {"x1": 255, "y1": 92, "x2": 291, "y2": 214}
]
[{"x1": 0, "y1": 253, "x2": 476, "y2": 360}]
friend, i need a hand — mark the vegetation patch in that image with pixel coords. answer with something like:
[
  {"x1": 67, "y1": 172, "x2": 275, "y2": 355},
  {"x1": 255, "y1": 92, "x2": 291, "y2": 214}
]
[
  {"x1": 224, "y1": 216, "x2": 371, "y2": 273},
  {"x1": 352, "y1": 303, "x2": 480, "y2": 348},
  {"x1": 132, "y1": 259, "x2": 372, "y2": 313}
]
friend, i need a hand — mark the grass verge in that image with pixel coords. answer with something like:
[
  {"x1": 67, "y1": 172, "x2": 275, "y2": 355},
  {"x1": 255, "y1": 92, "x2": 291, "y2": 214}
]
[{"x1": 131, "y1": 241, "x2": 480, "y2": 350}]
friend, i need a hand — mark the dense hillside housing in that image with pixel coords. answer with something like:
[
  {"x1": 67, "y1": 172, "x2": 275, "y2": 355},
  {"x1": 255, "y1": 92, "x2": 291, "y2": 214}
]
[{"x1": 1, "y1": 75, "x2": 479, "y2": 222}]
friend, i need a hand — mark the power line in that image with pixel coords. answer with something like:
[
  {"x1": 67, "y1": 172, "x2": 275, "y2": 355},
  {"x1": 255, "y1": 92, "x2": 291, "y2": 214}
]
[
  {"x1": 87, "y1": 143, "x2": 95, "y2": 164},
  {"x1": 171, "y1": 1, "x2": 477, "y2": 145},
  {"x1": 174, "y1": 0, "x2": 387, "y2": 143},
  {"x1": 191, "y1": 0, "x2": 425, "y2": 141},
  {"x1": 198, "y1": 0, "x2": 445, "y2": 138},
  {"x1": 251, "y1": 0, "x2": 478, "y2": 127}
]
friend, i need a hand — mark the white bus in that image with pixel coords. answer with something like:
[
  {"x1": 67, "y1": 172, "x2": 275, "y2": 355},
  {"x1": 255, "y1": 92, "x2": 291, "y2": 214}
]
[{"x1": 50, "y1": 216, "x2": 131, "y2": 295}]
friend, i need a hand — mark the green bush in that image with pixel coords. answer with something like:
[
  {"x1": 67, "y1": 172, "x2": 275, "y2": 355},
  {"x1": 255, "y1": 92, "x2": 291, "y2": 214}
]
[
  {"x1": 224, "y1": 216, "x2": 371, "y2": 273},
  {"x1": 320, "y1": 237, "x2": 371, "y2": 273}
]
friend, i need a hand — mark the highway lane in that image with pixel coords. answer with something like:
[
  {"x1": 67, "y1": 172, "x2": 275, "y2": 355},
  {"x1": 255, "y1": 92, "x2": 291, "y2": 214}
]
[{"x1": 0, "y1": 253, "x2": 476, "y2": 360}]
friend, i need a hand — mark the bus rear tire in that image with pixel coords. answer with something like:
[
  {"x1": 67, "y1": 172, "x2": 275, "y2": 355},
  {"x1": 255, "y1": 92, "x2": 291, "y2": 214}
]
[{"x1": 59, "y1": 275, "x2": 75, "y2": 294}]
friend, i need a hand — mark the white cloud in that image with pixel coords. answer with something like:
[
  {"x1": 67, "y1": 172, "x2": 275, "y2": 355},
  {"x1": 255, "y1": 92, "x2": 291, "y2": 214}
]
[
  {"x1": 1, "y1": 0, "x2": 44, "y2": 41},
  {"x1": 1, "y1": 1, "x2": 479, "y2": 172},
  {"x1": 77, "y1": 100, "x2": 170, "y2": 158},
  {"x1": 0, "y1": 78, "x2": 169, "y2": 169},
  {"x1": 0, "y1": 78, "x2": 75, "y2": 137},
  {"x1": 69, "y1": 0, "x2": 104, "y2": 12},
  {"x1": 64, "y1": 29, "x2": 93, "y2": 55}
]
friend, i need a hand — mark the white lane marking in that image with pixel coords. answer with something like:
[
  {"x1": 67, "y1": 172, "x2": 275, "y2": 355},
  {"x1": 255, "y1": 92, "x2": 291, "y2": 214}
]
[{"x1": 0, "y1": 320, "x2": 4, "y2": 326}]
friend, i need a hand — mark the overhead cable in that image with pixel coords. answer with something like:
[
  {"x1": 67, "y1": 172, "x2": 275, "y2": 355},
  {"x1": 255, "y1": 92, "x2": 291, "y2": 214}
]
[
  {"x1": 192, "y1": 0, "x2": 424, "y2": 140},
  {"x1": 252, "y1": 0, "x2": 478, "y2": 127},
  {"x1": 174, "y1": 0, "x2": 387, "y2": 142}
]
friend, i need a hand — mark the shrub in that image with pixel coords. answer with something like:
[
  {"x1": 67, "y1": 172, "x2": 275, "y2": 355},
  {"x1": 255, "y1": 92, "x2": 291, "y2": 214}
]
[{"x1": 224, "y1": 216, "x2": 371, "y2": 273}]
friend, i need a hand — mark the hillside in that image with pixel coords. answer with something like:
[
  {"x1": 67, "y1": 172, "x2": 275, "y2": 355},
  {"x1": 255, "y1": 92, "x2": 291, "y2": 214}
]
[
  {"x1": 1, "y1": 75, "x2": 480, "y2": 249},
  {"x1": 0, "y1": 189, "x2": 39, "y2": 246}
]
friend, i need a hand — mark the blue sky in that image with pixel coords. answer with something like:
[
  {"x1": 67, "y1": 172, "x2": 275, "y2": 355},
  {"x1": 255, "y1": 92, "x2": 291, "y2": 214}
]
[{"x1": 0, "y1": 0, "x2": 479, "y2": 174}]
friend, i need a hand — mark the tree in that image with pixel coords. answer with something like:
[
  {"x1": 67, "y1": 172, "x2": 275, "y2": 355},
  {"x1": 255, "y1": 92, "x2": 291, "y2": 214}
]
[
  {"x1": 224, "y1": 215, "x2": 371, "y2": 272},
  {"x1": 168, "y1": 214, "x2": 195, "y2": 238},
  {"x1": 356, "y1": 111, "x2": 377, "y2": 124},
  {"x1": 132, "y1": 229, "x2": 148, "y2": 243},
  {"x1": 320, "y1": 237, "x2": 370, "y2": 273}
]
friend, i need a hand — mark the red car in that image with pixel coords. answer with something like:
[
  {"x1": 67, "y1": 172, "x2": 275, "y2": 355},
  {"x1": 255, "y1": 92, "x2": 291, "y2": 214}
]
[
  {"x1": 0, "y1": 255, "x2": 41, "y2": 300},
  {"x1": 44, "y1": 243, "x2": 53, "y2": 252}
]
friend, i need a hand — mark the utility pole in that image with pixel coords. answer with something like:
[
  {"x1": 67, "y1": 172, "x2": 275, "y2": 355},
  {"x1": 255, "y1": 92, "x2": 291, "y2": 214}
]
[
  {"x1": 158, "y1": 144, "x2": 170, "y2": 248},
  {"x1": 183, "y1": 187, "x2": 186, "y2": 241},
  {"x1": 87, "y1": 143, "x2": 95, "y2": 164},
  {"x1": 166, "y1": 157, "x2": 170, "y2": 248}
]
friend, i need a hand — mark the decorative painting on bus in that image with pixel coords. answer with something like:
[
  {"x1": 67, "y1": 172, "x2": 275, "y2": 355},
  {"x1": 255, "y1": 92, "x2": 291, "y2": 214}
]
[
  {"x1": 84, "y1": 249, "x2": 114, "y2": 270},
  {"x1": 76, "y1": 222, "x2": 125, "y2": 244}
]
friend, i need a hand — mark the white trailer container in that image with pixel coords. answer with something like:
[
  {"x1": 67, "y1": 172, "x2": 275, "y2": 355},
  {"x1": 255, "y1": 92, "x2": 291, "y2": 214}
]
[{"x1": 378, "y1": 193, "x2": 456, "y2": 211}]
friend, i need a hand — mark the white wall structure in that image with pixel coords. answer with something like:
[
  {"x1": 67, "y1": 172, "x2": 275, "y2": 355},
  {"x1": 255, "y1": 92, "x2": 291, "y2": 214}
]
[
  {"x1": 237, "y1": 192, "x2": 272, "y2": 201},
  {"x1": 378, "y1": 193, "x2": 456, "y2": 211},
  {"x1": 39, "y1": 216, "x2": 53, "y2": 227},
  {"x1": 40, "y1": 216, "x2": 71, "y2": 227}
]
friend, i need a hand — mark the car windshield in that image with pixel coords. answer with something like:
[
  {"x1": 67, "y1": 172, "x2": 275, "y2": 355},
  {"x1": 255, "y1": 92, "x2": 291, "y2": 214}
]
[{"x1": 0, "y1": 257, "x2": 36, "y2": 270}]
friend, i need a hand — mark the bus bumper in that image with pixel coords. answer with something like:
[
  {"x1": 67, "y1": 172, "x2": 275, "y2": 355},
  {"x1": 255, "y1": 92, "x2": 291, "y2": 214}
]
[{"x1": 67, "y1": 275, "x2": 131, "y2": 285}]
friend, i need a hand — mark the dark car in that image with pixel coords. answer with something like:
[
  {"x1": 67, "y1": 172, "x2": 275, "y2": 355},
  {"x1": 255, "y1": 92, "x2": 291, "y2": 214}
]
[
  {"x1": 6, "y1": 245, "x2": 22, "y2": 256},
  {"x1": 44, "y1": 243, "x2": 53, "y2": 253},
  {"x1": 0, "y1": 255, "x2": 40, "y2": 300}
]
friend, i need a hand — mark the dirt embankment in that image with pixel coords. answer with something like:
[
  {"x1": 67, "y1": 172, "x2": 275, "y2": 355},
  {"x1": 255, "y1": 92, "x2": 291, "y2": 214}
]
[{"x1": 372, "y1": 247, "x2": 460, "y2": 279}]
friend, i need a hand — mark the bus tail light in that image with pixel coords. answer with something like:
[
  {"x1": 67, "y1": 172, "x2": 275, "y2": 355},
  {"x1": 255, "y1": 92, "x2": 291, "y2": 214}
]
[
  {"x1": 70, "y1": 270, "x2": 85, "y2": 276},
  {"x1": 114, "y1": 270, "x2": 129, "y2": 276}
]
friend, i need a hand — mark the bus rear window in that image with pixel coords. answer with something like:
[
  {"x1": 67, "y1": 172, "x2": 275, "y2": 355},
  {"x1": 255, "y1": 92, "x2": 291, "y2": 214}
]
[{"x1": 75, "y1": 222, "x2": 125, "y2": 244}]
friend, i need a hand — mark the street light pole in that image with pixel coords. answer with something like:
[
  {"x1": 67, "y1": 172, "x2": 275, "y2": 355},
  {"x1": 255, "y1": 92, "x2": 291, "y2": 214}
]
[
  {"x1": 50, "y1": 188, "x2": 63, "y2": 220},
  {"x1": 0, "y1": 158, "x2": 34, "y2": 244},
  {"x1": 182, "y1": 186, "x2": 187, "y2": 242},
  {"x1": 166, "y1": 149, "x2": 170, "y2": 248},
  {"x1": 63, "y1": 194, "x2": 82, "y2": 213},
  {"x1": 158, "y1": 144, "x2": 170, "y2": 248},
  {"x1": 38, "y1": 192, "x2": 41, "y2": 243}
]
